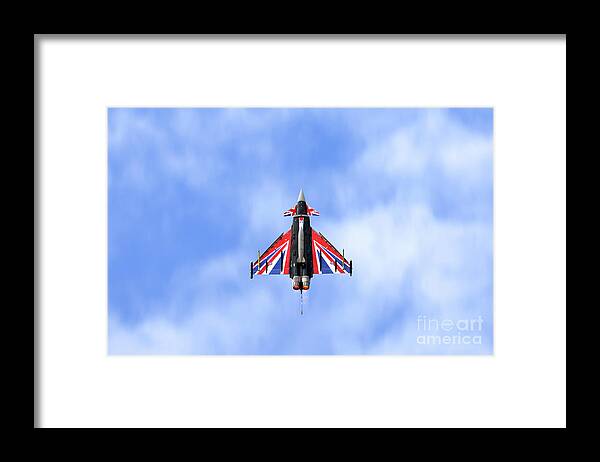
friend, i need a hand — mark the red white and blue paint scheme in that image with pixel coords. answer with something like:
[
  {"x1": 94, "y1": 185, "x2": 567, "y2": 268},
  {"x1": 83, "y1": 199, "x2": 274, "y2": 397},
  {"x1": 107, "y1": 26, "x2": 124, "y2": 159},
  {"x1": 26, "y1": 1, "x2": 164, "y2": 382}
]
[{"x1": 251, "y1": 189, "x2": 352, "y2": 292}]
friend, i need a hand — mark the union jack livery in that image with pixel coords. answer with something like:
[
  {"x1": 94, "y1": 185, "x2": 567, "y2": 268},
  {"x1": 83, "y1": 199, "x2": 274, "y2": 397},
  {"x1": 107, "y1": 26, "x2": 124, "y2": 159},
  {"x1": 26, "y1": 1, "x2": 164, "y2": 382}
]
[{"x1": 250, "y1": 189, "x2": 352, "y2": 292}]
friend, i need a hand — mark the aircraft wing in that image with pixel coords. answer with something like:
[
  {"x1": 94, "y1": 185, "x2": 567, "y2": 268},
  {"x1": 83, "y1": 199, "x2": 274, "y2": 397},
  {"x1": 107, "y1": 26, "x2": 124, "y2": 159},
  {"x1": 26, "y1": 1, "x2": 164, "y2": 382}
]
[
  {"x1": 311, "y1": 228, "x2": 351, "y2": 275},
  {"x1": 251, "y1": 229, "x2": 292, "y2": 276}
]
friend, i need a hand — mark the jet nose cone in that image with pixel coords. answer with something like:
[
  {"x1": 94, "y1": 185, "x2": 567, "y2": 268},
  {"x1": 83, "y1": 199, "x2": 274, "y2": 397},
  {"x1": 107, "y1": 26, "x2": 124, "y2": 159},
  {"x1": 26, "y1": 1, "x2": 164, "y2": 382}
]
[{"x1": 297, "y1": 188, "x2": 305, "y2": 202}]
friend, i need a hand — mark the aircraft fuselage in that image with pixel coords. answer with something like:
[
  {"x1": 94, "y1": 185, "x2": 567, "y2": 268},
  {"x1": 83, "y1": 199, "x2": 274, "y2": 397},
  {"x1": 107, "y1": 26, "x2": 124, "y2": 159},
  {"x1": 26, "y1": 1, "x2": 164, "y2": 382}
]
[{"x1": 289, "y1": 199, "x2": 314, "y2": 290}]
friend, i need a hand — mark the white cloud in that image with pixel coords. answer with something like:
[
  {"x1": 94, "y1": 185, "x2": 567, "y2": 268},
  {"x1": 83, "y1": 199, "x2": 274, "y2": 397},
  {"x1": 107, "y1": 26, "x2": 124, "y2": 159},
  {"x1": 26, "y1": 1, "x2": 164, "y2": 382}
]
[{"x1": 108, "y1": 108, "x2": 288, "y2": 195}]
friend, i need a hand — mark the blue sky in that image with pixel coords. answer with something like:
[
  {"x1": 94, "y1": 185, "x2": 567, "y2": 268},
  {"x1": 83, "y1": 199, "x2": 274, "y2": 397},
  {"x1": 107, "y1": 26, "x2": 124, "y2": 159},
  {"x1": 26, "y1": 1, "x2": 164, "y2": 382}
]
[{"x1": 108, "y1": 108, "x2": 493, "y2": 354}]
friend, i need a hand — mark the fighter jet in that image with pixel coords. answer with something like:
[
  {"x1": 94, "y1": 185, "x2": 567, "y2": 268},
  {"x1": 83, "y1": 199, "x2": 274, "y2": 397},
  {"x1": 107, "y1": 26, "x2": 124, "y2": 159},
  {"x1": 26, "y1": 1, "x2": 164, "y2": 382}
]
[{"x1": 250, "y1": 189, "x2": 352, "y2": 292}]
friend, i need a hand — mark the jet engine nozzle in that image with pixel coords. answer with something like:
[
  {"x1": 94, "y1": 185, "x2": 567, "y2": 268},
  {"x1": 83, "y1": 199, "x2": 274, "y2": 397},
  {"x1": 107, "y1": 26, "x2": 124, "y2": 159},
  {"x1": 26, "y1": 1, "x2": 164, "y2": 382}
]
[
  {"x1": 292, "y1": 276, "x2": 301, "y2": 290},
  {"x1": 301, "y1": 276, "x2": 310, "y2": 290}
]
